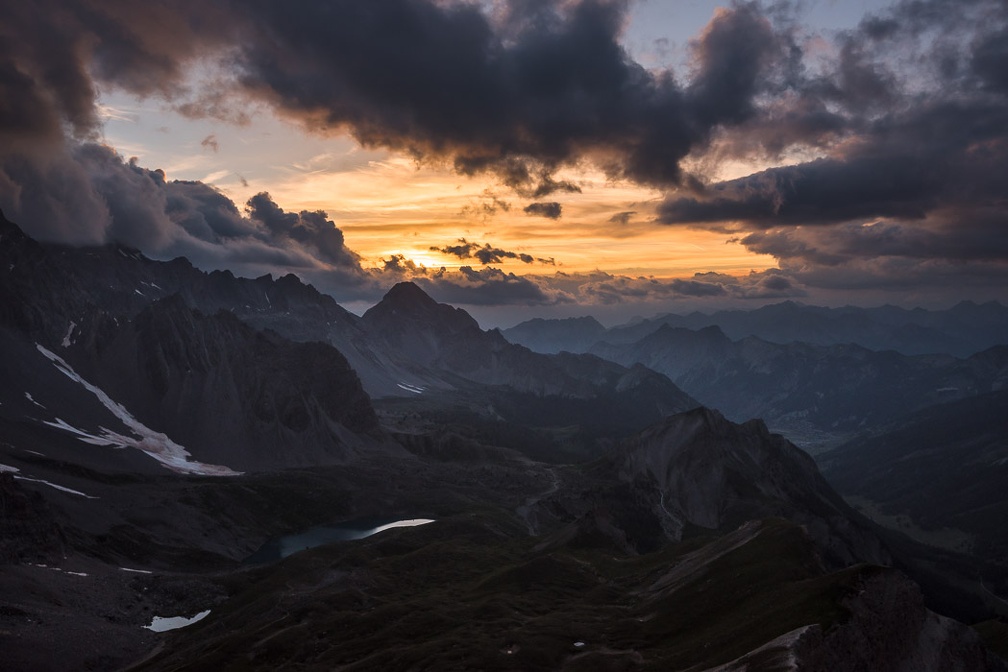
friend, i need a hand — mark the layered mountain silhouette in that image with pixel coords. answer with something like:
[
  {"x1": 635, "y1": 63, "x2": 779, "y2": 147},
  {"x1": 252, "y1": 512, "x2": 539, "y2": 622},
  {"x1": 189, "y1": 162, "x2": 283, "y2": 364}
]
[
  {"x1": 0, "y1": 212, "x2": 696, "y2": 470},
  {"x1": 2, "y1": 209, "x2": 1006, "y2": 671},
  {"x1": 504, "y1": 299, "x2": 1008, "y2": 358},
  {"x1": 588, "y1": 323, "x2": 1008, "y2": 449}
]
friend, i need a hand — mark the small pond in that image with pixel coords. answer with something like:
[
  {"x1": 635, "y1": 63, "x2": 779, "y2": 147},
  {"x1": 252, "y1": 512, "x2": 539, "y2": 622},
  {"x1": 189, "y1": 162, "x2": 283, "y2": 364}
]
[{"x1": 244, "y1": 517, "x2": 435, "y2": 564}]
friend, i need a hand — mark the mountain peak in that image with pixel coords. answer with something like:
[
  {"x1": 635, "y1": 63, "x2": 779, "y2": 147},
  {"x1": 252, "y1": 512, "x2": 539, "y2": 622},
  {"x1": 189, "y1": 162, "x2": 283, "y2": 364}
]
[
  {"x1": 363, "y1": 281, "x2": 480, "y2": 336},
  {"x1": 380, "y1": 281, "x2": 438, "y2": 308}
]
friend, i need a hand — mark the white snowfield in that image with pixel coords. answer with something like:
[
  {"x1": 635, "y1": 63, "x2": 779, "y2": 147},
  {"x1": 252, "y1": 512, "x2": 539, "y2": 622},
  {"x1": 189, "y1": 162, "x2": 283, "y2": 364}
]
[
  {"x1": 145, "y1": 609, "x2": 211, "y2": 632},
  {"x1": 36, "y1": 344, "x2": 241, "y2": 476}
]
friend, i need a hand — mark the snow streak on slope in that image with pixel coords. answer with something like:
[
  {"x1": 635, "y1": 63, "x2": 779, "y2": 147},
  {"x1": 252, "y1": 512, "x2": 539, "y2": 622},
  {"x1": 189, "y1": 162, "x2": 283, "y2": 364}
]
[
  {"x1": 1, "y1": 462, "x2": 97, "y2": 498},
  {"x1": 36, "y1": 345, "x2": 240, "y2": 476}
]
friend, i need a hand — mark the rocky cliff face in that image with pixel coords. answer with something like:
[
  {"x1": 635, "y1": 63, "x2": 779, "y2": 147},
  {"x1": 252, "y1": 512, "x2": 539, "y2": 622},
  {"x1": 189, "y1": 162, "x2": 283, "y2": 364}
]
[
  {"x1": 615, "y1": 407, "x2": 889, "y2": 567},
  {"x1": 0, "y1": 213, "x2": 387, "y2": 473},
  {"x1": 66, "y1": 296, "x2": 384, "y2": 471}
]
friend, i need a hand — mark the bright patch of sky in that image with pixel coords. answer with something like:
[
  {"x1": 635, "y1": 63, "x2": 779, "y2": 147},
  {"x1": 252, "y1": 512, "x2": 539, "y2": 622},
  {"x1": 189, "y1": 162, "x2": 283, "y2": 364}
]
[{"x1": 95, "y1": 1, "x2": 894, "y2": 279}]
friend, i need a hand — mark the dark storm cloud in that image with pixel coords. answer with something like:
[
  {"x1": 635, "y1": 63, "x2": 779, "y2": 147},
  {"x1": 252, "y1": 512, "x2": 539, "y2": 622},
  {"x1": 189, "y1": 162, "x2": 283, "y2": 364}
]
[
  {"x1": 246, "y1": 192, "x2": 362, "y2": 268},
  {"x1": 2, "y1": 0, "x2": 1007, "y2": 307},
  {"x1": 0, "y1": 0, "x2": 233, "y2": 147},
  {"x1": 229, "y1": 0, "x2": 787, "y2": 188},
  {"x1": 523, "y1": 202, "x2": 563, "y2": 219},
  {"x1": 430, "y1": 239, "x2": 553, "y2": 266},
  {"x1": 656, "y1": 0, "x2": 1008, "y2": 293}
]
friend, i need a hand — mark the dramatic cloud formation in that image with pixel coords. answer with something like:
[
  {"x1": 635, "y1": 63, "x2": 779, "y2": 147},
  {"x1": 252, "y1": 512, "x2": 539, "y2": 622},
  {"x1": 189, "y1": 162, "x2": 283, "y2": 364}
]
[
  {"x1": 659, "y1": 0, "x2": 1008, "y2": 293},
  {"x1": 0, "y1": 0, "x2": 1006, "y2": 311}
]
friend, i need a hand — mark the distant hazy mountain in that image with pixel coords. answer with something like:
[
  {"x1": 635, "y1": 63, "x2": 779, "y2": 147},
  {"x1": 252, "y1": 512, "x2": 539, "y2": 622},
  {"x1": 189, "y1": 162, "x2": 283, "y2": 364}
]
[
  {"x1": 499, "y1": 315, "x2": 606, "y2": 354},
  {"x1": 589, "y1": 323, "x2": 1008, "y2": 451},
  {"x1": 819, "y1": 391, "x2": 1008, "y2": 578},
  {"x1": 504, "y1": 299, "x2": 1008, "y2": 357}
]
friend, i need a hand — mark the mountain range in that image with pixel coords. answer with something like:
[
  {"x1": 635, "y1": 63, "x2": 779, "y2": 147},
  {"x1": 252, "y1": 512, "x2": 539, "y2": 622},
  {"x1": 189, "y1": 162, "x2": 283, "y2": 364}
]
[
  {"x1": 1, "y1": 209, "x2": 1006, "y2": 670},
  {"x1": 504, "y1": 300, "x2": 1008, "y2": 358}
]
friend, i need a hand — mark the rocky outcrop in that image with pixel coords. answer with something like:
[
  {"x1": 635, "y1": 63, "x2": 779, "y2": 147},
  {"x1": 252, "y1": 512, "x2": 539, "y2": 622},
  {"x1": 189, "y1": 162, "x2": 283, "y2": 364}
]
[
  {"x1": 70, "y1": 296, "x2": 384, "y2": 471},
  {"x1": 617, "y1": 407, "x2": 889, "y2": 567}
]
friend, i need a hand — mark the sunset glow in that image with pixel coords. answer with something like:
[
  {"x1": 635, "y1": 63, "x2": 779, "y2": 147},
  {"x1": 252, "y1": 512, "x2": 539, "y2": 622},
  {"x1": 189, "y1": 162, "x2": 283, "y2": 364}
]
[{"x1": 4, "y1": 0, "x2": 1007, "y2": 322}]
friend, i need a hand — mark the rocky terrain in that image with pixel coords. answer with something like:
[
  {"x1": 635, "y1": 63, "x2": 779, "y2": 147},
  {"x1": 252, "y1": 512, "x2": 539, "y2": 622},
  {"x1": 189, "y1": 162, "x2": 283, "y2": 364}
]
[{"x1": 1, "y1": 211, "x2": 1006, "y2": 670}]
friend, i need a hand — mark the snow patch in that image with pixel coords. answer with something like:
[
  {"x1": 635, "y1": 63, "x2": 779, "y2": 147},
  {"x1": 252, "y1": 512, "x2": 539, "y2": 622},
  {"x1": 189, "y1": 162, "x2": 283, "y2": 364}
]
[
  {"x1": 13, "y1": 475, "x2": 96, "y2": 498},
  {"x1": 24, "y1": 392, "x2": 45, "y2": 409},
  {"x1": 66, "y1": 571, "x2": 88, "y2": 577},
  {"x1": 0, "y1": 463, "x2": 20, "y2": 473},
  {"x1": 369, "y1": 518, "x2": 435, "y2": 535},
  {"x1": 145, "y1": 609, "x2": 210, "y2": 632},
  {"x1": 61, "y1": 321, "x2": 77, "y2": 347},
  {"x1": 36, "y1": 344, "x2": 241, "y2": 476},
  {"x1": 134, "y1": 289, "x2": 145, "y2": 297},
  {"x1": 119, "y1": 567, "x2": 153, "y2": 574},
  {"x1": 397, "y1": 382, "x2": 425, "y2": 394}
]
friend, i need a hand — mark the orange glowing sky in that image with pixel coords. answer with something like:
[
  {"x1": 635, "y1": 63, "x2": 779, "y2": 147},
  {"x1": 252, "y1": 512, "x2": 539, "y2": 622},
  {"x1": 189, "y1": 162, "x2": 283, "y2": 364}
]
[{"x1": 98, "y1": 101, "x2": 778, "y2": 280}]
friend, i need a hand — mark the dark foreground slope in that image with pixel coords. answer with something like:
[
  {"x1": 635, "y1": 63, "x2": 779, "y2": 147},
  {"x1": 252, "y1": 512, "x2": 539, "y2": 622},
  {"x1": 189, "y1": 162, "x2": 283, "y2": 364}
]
[
  {"x1": 129, "y1": 516, "x2": 999, "y2": 672},
  {"x1": 819, "y1": 391, "x2": 1008, "y2": 610},
  {"x1": 123, "y1": 407, "x2": 1002, "y2": 672},
  {"x1": 2, "y1": 394, "x2": 1004, "y2": 671}
]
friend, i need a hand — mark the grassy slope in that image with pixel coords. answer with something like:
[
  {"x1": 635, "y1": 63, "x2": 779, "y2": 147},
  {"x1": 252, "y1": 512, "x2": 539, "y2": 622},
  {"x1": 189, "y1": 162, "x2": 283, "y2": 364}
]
[{"x1": 134, "y1": 516, "x2": 875, "y2": 672}]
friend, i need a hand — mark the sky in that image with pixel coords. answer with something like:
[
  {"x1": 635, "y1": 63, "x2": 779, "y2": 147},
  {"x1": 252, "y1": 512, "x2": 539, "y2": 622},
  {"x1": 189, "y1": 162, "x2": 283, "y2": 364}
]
[{"x1": 2, "y1": 0, "x2": 1007, "y2": 326}]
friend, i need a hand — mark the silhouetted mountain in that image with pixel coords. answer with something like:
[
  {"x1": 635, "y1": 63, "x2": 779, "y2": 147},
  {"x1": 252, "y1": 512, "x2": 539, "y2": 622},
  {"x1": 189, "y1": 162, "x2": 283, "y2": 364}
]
[
  {"x1": 0, "y1": 215, "x2": 390, "y2": 474},
  {"x1": 361, "y1": 282, "x2": 699, "y2": 461},
  {"x1": 590, "y1": 324, "x2": 1008, "y2": 450},
  {"x1": 501, "y1": 315, "x2": 606, "y2": 354},
  {"x1": 363, "y1": 281, "x2": 696, "y2": 402},
  {"x1": 504, "y1": 299, "x2": 1008, "y2": 357}
]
